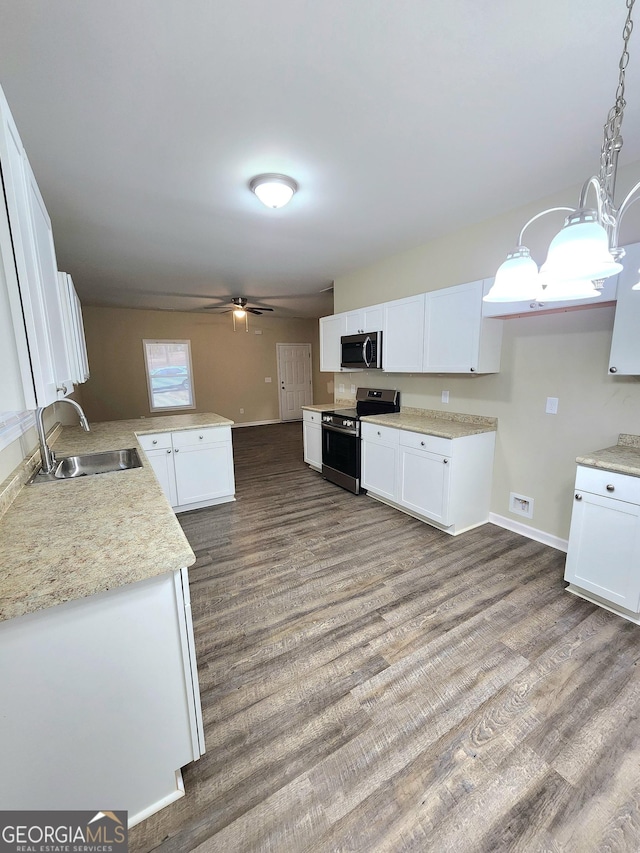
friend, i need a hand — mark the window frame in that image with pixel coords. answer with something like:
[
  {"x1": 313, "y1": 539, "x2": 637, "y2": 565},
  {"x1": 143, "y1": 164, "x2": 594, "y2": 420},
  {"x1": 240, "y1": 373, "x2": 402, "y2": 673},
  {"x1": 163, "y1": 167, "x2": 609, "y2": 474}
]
[{"x1": 143, "y1": 339, "x2": 196, "y2": 413}]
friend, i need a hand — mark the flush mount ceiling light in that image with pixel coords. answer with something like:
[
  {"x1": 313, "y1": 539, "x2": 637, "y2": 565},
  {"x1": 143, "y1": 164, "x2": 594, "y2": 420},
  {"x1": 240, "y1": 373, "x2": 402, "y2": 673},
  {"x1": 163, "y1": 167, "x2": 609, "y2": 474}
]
[
  {"x1": 249, "y1": 173, "x2": 298, "y2": 209},
  {"x1": 485, "y1": 0, "x2": 639, "y2": 303}
]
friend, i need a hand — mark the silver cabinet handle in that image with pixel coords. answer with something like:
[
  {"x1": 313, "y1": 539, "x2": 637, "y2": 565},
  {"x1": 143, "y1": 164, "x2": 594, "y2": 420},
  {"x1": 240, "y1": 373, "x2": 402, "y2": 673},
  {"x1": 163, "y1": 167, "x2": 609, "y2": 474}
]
[
  {"x1": 167, "y1": 448, "x2": 172, "y2": 454},
  {"x1": 152, "y1": 439, "x2": 158, "y2": 445},
  {"x1": 470, "y1": 368, "x2": 476, "y2": 373},
  {"x1": 175, "y1": 448, "x2": 180, "y2": 452},
  {"x1": 443, "y1": 459, "x2": 449, "y2": 464},
  {"x1": 420, "y1": 441, "x2": 425, "y2": 446},
  {"x1": 606, "y1": 484, "x2": 615, "y2": 492},
  {"x1": 610, "y1": 366, "x2": 618, "y2": 373},
  {"x1": 57, "y1": 384, "x2": 68, "y2": 395},
  {"x1": 377, "y1": 431, "x2": 381, "y2": 436},
  {"x1": 575, "y1": 493, "x2": 582, "y2": 501},
  {"x1": 199, "y1": 434, "x2": 204, "y2": 440}
]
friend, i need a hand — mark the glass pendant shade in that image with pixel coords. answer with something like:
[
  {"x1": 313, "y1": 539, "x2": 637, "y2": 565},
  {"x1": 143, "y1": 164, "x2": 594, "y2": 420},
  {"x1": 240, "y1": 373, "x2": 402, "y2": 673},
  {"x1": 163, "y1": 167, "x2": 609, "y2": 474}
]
[
  {"x1": 483, "y1": 247, "x2": 540, "y2": 302},
  {"x1": 538, "y1": 278, "x2": 601, "y2": 301},
  {"x1": 539, "y1": 210, "x2": 623, "y2": 285},
  {"x1": 632, "y1": 270, "x2": 640, "y2": 290},
  {"x1": 233, "y1": 308, "x2": 246, "y2": 319},
  {"x1": 249, "y1": 174, "x2": 297, "y2": 209}
]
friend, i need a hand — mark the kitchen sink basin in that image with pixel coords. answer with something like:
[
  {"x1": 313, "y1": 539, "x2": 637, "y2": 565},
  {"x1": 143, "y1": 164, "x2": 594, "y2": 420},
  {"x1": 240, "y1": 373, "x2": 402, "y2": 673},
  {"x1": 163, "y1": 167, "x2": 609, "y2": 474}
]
[{"x1": 30, "y1": 448, "x2": 142, "y2": 483}]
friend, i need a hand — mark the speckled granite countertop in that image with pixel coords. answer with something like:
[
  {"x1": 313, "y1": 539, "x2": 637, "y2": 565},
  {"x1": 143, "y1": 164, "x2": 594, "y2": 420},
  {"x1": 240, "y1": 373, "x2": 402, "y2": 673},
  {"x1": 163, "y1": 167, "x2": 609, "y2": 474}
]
[
  {"x1": 361, "y1": 407, "x2": 497, "y2": 439},
  {"x1": 301, "y1": 404, "x2": 337, "y2": 413},
  {"x1": 576, "y1": 434, "x2": 640, "y2": 477},
  {"x1": 0, "y1": 413, "x2": 233, "y2": 623}
]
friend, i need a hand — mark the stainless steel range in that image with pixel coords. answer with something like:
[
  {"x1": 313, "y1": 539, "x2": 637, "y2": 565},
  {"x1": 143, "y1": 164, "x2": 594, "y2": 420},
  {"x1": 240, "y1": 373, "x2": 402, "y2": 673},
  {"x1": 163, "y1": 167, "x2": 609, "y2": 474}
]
[{"x1": 321, "y1": 388, "x2": 400, "y2": 494}]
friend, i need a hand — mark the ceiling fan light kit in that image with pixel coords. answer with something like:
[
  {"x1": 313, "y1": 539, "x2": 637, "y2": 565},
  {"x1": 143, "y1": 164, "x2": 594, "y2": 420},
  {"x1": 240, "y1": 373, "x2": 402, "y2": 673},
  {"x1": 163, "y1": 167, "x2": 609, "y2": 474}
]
[
  {"x1": 249, "y1": 173, "x2": 298, "y2": 209},
  {"x1": 484, "y1": 0, "x2": 640, "y2": 304}
]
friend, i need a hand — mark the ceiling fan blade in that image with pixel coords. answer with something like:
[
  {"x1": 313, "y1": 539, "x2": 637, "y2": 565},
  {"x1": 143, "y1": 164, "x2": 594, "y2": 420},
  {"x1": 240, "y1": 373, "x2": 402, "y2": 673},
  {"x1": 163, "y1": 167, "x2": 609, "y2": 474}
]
[
  {"x1": 247, "y1": 308, "x2": 263, "y2": 315},
  {"x1": 256, "y1": 307, "x2": 274, "y2": 311}
]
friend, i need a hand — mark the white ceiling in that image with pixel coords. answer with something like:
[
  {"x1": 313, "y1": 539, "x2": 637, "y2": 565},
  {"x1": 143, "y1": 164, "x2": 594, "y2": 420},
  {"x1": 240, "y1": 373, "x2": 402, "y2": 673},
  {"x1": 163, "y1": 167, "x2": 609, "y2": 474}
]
[{"x1": 0, "y1": 0, "x2": 638, "y2": 318}]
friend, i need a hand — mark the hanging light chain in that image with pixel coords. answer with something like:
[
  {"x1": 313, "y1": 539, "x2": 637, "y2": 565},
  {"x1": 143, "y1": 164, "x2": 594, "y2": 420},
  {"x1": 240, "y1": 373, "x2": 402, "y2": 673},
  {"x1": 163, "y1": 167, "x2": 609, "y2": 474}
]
[{"x1": 600, "y1": 0, "x2": 635, "y2": 213}]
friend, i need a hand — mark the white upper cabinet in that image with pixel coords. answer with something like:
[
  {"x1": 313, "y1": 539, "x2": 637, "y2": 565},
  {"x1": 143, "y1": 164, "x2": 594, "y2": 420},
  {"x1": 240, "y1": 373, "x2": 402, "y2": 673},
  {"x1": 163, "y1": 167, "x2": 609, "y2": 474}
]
[
  {"x1": 344, "y1": 303, "x2": 385, "y2": 335},
  {"x1": 482, "y1": 273, "x2": 619, "y2": 318},
  {"x1": 0, "y1": 85, "x2": 72, "y2": 409},
  {"x1": 58, "y1": 272, "x2": 90, "y2": 385},
  {"x1": 319, "y1": 314, "x2": 345, "y2": 372},
  {"x1": 383, "y1": 294, "x2": 426, "y2": 372},
  {"x1": 609, "y1": 241, "x2": 640, "y2": 376},
  {"x1": 424, "y1": 279, "x2": 502, "y2": 374}
]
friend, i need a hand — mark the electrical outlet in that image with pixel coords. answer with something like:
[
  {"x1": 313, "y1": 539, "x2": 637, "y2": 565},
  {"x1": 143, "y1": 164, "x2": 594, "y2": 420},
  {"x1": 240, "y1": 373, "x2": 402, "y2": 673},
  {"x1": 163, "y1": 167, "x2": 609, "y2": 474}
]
[
  {"x1": 546, "y1": 396, "x2": 559, "y2": 414},
  {"x1": 254, "y1": 329, "x2": 262, "y2": 335},
  {"x1": 351, "y1": 384, "x2": 356, "y2": 394},
  {"x1": 265, "y1": 377, "x2": 272, "y2": 383},
  {"x1": 339, "y1": 383, "x2": 345, "y2": 394},
  {"x1": 240, "y1": 408, "x2": 244, "y2": 414},
  {"x1": 442, "y1": 390, "x2": 450, "y2": 403},
  {"x1": 510, "y1": 492, "x2": 534, "y2": 519}
]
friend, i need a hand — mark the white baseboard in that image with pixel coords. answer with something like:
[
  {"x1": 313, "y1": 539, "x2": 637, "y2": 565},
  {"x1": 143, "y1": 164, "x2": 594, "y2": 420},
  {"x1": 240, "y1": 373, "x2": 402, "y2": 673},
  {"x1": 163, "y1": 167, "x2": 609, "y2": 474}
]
[
  {"x1": 489, "y1": 512, "x2": 568, "y2": 552},
  {"x1": 231, "y1": 419, "x2": 283, "y2": 428}
]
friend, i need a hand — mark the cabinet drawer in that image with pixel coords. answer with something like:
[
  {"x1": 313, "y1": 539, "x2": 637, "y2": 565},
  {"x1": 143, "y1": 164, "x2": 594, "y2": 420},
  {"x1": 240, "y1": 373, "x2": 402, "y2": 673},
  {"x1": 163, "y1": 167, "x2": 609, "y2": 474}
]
[
  {"x1": 138, "y1": 432, "x2": 172, "y2": 451},
  {"x1": 575, "y1": 465, "x2": 640, "y2": 504},
  {"x1": 303, "y1": 410, "x2": 322, "y2": 424},
  {"x1": 399, "y1": 430, "x2": 452, "y2": 456},
  {"x1": 172, "y1": 426, "x2": 231, "y2": 448},
  {"x1": 361, "y1": 422, "x2": 400, "y2": 445}
]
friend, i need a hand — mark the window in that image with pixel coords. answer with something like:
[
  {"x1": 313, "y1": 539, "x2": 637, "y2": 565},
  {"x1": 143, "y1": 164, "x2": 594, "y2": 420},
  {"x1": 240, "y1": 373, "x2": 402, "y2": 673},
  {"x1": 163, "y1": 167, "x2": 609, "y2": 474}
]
[{"x1": 143, "y1": 340, "x2": 195, "y2": 412}]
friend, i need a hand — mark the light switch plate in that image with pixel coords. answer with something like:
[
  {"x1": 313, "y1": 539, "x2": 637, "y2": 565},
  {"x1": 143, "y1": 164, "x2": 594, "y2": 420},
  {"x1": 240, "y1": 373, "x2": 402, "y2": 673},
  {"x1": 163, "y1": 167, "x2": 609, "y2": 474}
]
[
  {"x1": 265, "y1": 377, "x2": 272, "y2": 383},
  {"x1": 546, "y1": 396, "x2": 559, "y2": 414},
  {"x1": 442, "y1": 390, "x2": 450, "y2": 403}
]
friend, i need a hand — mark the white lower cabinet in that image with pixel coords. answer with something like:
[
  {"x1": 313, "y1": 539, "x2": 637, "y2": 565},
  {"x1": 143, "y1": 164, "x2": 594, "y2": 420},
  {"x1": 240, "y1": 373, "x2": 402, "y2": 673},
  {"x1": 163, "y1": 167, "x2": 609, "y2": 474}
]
[
  {"x1": 361, "y1": 423, "x2": 399, "y2": 501},
  {"x1": 139, "y1": 427, "x2": 235, "y2": 512},
  {"x1": 564, "y1": 465, "x2": 640, "y2": 621},
  {"x1": 0, "y1": 569, "x2": 204, "y2": 826},
  {"x1": 399, "y1": 438, "x2": 451, "y2": 526},
  {"x1": 302, "y1": 410, "x2": 322, "y2": 470},
  {"x1": 361, "y1": 422, "x2": 495, "y2": 535}
]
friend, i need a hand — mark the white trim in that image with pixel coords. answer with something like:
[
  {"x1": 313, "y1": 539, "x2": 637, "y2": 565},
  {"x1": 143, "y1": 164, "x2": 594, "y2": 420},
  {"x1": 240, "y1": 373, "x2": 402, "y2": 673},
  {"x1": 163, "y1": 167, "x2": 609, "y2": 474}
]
[
  {"x1": 143, "y1": 339, "x2": 196, "y2": 413},
  {"x1": 0, "y1": 411, "x2": 35, "y2": 452},
  {"x1": 127, "y1": 772, "x2": 185, "y2": 828},
  {"x1": 489, "y1": 512, "x2": 568, "y2": 552},
  {"x1": 231, "y1": 419, "x2": 283, "y2": 428}
]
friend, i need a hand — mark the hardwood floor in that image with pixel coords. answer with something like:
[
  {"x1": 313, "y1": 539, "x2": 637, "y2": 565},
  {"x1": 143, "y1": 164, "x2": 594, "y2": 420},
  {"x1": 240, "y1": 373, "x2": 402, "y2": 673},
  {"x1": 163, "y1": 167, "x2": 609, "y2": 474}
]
[{"x1": 130, "y1": 423, "x2": 640, "y2": 853}]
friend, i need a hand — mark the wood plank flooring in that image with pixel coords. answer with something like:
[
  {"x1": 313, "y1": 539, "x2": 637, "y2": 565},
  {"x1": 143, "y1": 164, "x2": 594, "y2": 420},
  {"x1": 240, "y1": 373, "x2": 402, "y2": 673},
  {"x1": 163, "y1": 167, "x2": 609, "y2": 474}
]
[{"x1": 129, "y1": 423, "x2": 640, "y2": 853}]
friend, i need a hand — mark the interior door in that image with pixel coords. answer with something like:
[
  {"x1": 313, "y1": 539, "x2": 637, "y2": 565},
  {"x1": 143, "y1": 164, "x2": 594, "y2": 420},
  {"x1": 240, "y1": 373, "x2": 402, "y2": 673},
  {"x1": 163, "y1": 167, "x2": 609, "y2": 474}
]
[{"x1": 277, "y1": 343, "x2": 313, "y2": 421}]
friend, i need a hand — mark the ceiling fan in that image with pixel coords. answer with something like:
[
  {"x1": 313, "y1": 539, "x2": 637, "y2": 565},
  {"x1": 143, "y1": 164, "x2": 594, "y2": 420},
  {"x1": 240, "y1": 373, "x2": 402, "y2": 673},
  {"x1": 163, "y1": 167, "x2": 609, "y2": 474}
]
[{"x1": 209, "y1": 297, "x2": 275, "y2": 316}]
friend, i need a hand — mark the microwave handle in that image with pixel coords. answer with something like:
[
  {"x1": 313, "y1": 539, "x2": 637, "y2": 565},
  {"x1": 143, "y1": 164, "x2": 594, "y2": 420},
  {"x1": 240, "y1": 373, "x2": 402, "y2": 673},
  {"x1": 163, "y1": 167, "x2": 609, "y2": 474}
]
[{"x1": 363, "y1": 336, "x2": 372, "y2": 368}]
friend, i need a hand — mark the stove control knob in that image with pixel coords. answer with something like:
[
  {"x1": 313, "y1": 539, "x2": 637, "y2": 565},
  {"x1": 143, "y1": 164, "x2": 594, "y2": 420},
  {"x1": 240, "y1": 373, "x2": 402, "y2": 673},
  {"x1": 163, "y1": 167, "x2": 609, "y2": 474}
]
[{"x1": 343, "y1": 419, "x2": 353, "y2": 428}]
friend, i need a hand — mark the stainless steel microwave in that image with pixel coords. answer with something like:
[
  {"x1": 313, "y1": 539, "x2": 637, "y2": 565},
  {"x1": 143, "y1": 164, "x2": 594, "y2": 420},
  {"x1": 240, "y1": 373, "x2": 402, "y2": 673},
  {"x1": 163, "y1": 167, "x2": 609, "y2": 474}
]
[{"x1": 340, "y1": 331, "x2": 383, "y2": 369}]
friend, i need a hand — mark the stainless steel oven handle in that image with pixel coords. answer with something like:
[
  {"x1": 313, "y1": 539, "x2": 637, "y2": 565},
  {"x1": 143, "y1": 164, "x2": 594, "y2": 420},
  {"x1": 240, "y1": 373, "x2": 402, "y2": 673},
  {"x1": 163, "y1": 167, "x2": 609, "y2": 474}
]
[{"x1": 321, "y1": 422, "x2": 358, "y2": 437}]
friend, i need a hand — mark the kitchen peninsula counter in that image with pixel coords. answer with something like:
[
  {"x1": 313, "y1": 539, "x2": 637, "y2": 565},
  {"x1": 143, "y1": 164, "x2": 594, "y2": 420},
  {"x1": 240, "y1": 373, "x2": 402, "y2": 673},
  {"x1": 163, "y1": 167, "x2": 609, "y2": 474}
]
[{"x1": 0, "y1": 413, "x2": 233, "y2": 622}]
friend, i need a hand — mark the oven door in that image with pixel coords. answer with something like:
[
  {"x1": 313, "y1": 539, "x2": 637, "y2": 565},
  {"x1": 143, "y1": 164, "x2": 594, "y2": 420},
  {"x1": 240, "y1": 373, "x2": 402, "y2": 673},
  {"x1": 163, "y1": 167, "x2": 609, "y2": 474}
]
[{"x1": 321, "y1": 422, "x2": 361, "y2": 494}]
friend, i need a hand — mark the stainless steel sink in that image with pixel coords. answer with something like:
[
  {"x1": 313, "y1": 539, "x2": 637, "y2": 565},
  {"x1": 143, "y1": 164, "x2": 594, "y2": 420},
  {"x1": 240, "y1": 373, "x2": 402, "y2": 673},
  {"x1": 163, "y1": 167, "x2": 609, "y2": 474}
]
[{"x1": 30, "y1": 448, "x2": 142, "y2": 483}]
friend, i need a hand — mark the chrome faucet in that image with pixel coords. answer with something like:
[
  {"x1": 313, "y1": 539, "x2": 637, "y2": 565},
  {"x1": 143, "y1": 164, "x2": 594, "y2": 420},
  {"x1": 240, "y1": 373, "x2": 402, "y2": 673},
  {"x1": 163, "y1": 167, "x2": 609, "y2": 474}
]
[{"x1": 36, "y1": 399, "x2": 91, "y2": 474}]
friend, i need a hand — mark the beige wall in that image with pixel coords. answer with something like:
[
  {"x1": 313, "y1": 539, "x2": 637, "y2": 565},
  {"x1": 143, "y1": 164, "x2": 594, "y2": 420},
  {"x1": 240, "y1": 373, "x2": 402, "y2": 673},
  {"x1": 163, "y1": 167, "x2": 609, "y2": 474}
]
[
  {"x1": 333, "y1": 161, "x2": 640, "y2": 542},
  {"x1": 80, "y1": 306, "x2": 331, "y2": 423}
]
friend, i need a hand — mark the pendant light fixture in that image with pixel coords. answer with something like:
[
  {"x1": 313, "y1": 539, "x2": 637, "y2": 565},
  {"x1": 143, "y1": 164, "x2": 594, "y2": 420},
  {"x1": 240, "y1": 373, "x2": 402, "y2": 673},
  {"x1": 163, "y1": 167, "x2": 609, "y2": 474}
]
[
  {"x1": 485, "y1": 0, "x2": 639, "y2": 303},
  {"x1": 249, "y1": 173, "x2": 298, "y2": 209}
]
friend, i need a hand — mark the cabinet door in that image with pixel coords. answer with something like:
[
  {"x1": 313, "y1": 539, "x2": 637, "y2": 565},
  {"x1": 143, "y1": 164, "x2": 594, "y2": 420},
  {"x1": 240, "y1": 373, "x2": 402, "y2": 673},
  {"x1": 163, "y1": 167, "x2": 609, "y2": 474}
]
[
  {"x1": 564, "y1": 490, "x2": 640, "y2": 611},
  {"x1": 319, "y1": 314, "x2": 345, "y2": 372},
  {"x1": 145, "y1": 447, "x2": 178, "y2": 507},
  {"x1": 173, "y1": 443, "x2": 235, "y2": 506},
  {"x1": 67, "y1": 274, "x2": 90, "y2": 382},
  {"x1": 303, "y1": 421, "x2": 322, "y2": 469},
  {"x1": 361, "y1": 437, "x2": 398, "y2": 501},
  {"x1": 399, "y1": 445, "x2": 451, "y2": 525},
  {"x1": 424, "y1": 281, "x2": 482, "y2": 373},
  {"x1": 609, "y1": 241, "x2": 640, "y2": 375},
  {"x1": 344, "y1": 304, "x2": 385, "y2": 335},
  {"x1": 383, "y1": 294, "x2": 425, "y2": 372},
  {"x1": 0, "y1": 87, "x2": 70, "y2": 407}
]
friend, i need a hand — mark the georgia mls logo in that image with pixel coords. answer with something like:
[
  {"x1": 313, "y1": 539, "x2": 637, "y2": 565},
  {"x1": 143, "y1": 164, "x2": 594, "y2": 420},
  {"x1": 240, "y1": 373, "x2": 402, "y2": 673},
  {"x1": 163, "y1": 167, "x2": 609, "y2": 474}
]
[{"x1": 0, "y1": 810, "x2": 128, "y2": 852}]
